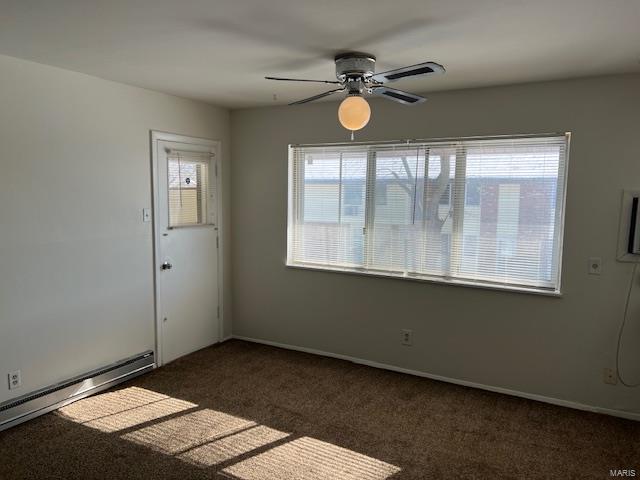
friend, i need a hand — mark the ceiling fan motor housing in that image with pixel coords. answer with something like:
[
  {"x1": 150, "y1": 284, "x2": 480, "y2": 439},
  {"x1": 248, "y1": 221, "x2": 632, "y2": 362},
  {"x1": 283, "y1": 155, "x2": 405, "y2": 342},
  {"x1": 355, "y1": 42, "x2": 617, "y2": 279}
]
[{"x1": 335, "y1": 53, "x2": 376, "y2": 91}]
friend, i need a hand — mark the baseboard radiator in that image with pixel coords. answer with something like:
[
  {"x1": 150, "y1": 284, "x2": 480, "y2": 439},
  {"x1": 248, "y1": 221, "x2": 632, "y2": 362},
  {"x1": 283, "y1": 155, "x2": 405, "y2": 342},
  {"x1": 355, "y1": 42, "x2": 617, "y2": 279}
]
[{"x1": 0, "y1": 350, "x2": 155, "y2": 432}]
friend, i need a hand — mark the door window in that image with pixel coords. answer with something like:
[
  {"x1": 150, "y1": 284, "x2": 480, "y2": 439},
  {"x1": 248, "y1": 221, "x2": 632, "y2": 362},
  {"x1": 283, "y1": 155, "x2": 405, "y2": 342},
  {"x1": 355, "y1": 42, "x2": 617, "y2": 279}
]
[{"x1": 167, "y1": 153, "x2": 212, "y2": 227}]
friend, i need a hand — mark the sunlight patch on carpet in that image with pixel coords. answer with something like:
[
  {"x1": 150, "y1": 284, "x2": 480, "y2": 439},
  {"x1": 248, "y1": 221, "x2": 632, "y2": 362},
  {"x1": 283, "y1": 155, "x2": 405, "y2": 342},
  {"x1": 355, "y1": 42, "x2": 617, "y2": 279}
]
[
  {"x1": 178, "y1": 425, "x2": 289, "y2": 467},
  {"x1": 56, "y1": 386, "x2": 399, "y2": 478},
  {"x1": 222, "y1": 436, "x2": 401, "y2": 480},
  {"x1": 57, "y1": 387, "x2": 196, "y2": 432},
  {"x1": 121, "y1": 408, "x2": 259, "y2": 455}
]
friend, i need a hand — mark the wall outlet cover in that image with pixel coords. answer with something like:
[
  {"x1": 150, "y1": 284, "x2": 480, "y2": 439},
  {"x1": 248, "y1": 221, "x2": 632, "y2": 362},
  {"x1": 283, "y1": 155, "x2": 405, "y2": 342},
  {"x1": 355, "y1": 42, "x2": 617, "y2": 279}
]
[
  {"x1": 8, "y1": 370, "x2": 22, "y2": 390},
  {"x1": 401, "y1": 329, "x2": 413, "y2": 346},
  {"x1": 603, "y1": 368, "x2": 618, "y2": 385},
  {"x1": 588, "y1": 257, "x2": 602, "y2": 275}
]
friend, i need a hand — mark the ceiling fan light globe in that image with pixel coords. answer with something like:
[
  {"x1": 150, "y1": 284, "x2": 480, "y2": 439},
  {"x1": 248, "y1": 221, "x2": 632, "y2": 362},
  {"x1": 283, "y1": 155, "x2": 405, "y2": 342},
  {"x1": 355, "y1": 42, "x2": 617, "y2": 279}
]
[{"x1": 338, "y1": 95, "x2": 371, "y2": 131}]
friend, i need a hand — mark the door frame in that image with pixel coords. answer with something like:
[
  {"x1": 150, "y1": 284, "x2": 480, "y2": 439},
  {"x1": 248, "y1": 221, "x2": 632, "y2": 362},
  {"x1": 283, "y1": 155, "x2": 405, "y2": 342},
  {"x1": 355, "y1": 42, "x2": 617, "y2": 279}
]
[{"x1": 150, "y1": 130, "x2": 224, "y2": 366}]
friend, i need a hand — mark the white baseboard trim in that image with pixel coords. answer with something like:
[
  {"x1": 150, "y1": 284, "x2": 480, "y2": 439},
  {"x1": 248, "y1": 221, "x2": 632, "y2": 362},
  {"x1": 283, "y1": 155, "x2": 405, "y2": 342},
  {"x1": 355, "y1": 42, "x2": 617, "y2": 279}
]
[
  {"x1": 232, "y1": 335, "x2": 640, "y2": 422},
  {"x1": 220, "y1": 335, "x2": 233, "y2": 343}
]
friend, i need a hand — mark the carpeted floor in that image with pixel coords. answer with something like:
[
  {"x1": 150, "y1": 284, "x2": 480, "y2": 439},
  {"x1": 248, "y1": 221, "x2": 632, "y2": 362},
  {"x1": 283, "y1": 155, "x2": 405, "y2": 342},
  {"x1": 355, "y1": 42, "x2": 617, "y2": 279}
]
[{"x1": 0, "y1": 340, "x2": 638, "y2": 479}]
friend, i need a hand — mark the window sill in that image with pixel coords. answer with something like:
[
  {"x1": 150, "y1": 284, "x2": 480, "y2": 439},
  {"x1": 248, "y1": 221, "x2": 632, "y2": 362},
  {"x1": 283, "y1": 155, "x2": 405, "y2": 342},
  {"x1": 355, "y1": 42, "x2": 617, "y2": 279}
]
[{"x1": 285, "y1": 262, "x2": 562, "y2": 297}]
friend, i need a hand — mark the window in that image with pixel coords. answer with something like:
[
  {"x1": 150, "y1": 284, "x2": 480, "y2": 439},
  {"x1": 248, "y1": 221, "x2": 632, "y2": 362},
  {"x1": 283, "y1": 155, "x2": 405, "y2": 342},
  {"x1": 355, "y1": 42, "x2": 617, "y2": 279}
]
[
  {"x1": 168, "y1": 152, "x2": 214, "y2": 227},
  {"x1": 287, "y1": 134, "x2": 569, "y2": 294}
]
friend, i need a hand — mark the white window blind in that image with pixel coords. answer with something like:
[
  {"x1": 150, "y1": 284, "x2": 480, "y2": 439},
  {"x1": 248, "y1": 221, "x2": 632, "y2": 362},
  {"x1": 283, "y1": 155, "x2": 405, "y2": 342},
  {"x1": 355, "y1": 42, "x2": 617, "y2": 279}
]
[
  {"x1": 167, "y1": 151, "x2": 216, "y2": 227},
  {"x1": 287, "y1": 134, "x2": 569, "y2": 294}
]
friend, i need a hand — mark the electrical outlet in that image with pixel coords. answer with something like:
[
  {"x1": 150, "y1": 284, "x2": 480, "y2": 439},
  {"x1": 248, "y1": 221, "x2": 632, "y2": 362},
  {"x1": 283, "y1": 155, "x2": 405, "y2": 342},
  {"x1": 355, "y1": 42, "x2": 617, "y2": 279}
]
[
  {"x1": 8, "y1": 370, "x2": 21, "y2": 390},
  {"x1": 401, "y1": 329, "x2": 413, "y2": 346},
  {"x1": 588, "y1": 257, "x2": 602, "y2": 275},
  {"x1": 603, "y1": 368, "x2": 618, "y2": 385}
]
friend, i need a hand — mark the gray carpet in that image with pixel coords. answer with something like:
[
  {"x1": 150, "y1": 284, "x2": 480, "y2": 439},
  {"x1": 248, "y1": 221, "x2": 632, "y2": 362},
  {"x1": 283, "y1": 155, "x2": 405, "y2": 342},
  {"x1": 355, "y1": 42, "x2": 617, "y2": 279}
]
[{"x1": 0, "y1": 340, "x2": 638, "y2": 479}]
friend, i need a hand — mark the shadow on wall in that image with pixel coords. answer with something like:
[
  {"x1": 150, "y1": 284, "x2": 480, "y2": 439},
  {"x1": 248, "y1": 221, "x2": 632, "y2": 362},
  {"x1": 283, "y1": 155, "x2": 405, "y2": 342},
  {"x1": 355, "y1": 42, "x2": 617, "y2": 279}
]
[{"x1": 56, "y1": 386, "x2": 401, "y2": 480}]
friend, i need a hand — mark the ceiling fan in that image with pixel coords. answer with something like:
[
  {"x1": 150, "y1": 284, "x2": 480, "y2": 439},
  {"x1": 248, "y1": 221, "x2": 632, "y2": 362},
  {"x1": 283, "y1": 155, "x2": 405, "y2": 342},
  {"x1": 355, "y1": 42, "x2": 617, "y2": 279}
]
[{"x1": 265, "y1": 52, "x2": 445, "y2": 134}]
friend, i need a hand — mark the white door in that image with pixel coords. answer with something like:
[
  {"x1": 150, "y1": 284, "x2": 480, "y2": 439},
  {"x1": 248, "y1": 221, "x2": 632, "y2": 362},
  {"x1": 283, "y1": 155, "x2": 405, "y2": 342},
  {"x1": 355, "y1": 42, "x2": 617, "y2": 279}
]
[{"x1": 154, "y1": 134, "x2": 220, "y2": 365}]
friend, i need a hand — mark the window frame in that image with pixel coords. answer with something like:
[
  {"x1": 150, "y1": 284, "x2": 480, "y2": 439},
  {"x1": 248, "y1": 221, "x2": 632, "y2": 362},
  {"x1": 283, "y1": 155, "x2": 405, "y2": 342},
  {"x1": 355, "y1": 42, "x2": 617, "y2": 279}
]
[{"x1": 286, "y1": 133, "x2": 570, "y2": 297}]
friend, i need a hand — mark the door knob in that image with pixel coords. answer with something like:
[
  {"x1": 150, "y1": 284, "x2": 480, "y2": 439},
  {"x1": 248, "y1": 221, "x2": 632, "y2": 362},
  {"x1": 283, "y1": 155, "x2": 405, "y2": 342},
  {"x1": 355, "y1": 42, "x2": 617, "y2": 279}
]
[{"x1": 161, "y1": 262, "x2": 173, "y2": 270}]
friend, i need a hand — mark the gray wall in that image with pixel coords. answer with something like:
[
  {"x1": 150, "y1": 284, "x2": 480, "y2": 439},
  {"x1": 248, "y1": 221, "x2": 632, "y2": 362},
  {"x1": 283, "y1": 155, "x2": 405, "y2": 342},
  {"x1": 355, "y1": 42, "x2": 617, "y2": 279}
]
[
  {"x1": 231, "y1": 74, "x2": 640, "y2": 415},
  {"x1": 0, "y1": 54, "x2": 231, "y2": 404}
]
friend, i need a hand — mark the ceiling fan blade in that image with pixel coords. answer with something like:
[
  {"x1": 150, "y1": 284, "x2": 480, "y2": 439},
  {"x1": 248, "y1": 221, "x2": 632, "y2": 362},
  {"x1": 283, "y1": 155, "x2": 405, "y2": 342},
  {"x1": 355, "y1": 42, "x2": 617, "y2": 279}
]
[
  {"x1": 289, "y1": 88, "x2": 345, "y2": 106},
  {"x1": 371, "y1": 86, "x2": 426, "y2": 105},
  {"x1": 265, "y1": 76, "x2": 340, "y2": 85},
  {"x1": 371, "y1": 62, "x2": 445, "y2": 84}
]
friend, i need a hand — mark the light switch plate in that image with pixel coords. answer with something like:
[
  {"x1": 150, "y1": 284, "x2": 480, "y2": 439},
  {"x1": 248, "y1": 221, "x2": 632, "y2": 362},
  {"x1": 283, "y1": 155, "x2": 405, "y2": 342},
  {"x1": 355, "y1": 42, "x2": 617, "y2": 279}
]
[{"x1": 142, "y1": 208, "x2": 151, "y2": 223}]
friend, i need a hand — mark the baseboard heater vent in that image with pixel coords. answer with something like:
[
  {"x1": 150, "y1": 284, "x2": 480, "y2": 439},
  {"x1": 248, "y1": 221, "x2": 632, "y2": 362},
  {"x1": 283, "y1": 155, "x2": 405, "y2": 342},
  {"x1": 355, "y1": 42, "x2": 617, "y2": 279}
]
[{"x1": 0, "y1": 350, "x2": 155, "y2": 431}]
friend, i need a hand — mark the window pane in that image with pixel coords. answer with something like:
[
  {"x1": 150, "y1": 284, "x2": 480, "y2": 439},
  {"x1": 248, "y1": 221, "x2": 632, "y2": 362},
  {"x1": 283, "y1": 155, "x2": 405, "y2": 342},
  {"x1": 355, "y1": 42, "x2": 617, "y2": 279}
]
[
  {"x1": 292, "y1": 151, "x2": 366, "y2": 267},
  {"x1": 369, "y1": 148, "x2": 424, "y2": 272},
  {"x1": 459, "y1": 143, "x2": 562, "y2": 287},
  {"x1": 168, "y1": 157, "x2": 210, "y2": 227},
  {"x1": 420, "y1": 148, "x2": 457, "y2": 276}
]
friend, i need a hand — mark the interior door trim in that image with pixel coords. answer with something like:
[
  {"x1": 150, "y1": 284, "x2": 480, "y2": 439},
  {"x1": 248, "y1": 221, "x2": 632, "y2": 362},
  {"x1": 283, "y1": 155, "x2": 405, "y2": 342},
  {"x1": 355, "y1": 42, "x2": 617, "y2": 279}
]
[{"x1": 150, "y1": 130, "x2": 224, "y2": 366}]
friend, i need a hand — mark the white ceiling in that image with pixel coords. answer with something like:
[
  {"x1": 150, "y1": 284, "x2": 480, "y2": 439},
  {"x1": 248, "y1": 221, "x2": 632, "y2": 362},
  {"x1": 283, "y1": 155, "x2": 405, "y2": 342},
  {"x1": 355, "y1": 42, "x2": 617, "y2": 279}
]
[{"x1": 0, "y1": 0, "x2": 638, "y2": 108}]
